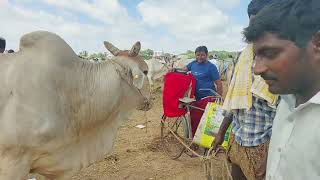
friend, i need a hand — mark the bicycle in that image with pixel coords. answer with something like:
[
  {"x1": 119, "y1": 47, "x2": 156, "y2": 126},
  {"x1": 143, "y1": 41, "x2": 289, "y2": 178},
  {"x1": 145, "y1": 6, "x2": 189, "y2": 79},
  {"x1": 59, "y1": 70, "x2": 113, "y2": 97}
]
[{"x1": 161, "y1": 69, "x2": 222, "y2": 159}]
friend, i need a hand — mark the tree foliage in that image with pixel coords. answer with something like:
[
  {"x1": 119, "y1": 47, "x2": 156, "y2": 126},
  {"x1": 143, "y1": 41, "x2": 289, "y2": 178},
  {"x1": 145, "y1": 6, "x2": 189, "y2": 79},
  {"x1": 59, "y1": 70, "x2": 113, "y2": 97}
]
[
  {"x1": 210, "y1": 50, "x2": 237, "y2": 61},
  {"x1": 78, "y1": 51, "x2": 107, "y2": 61},
  {"x1": 180, "y1": 49, "x2": 237, "y2": 61},
  {"x1": 181, "y1": 50, "x2": 195, "y2": 59},
  {"x1": 88, "y1": 53, "x2": 107, "y2": 61},
  {"x1": 139, "y1": 49, "x2": 154, "y2": 60},
  {"x1": 78, "y1": 48, "x2": 238, "y2": 62},
  {"x1": 78, "y1": 51, "x2": 89, "y2": 59}
]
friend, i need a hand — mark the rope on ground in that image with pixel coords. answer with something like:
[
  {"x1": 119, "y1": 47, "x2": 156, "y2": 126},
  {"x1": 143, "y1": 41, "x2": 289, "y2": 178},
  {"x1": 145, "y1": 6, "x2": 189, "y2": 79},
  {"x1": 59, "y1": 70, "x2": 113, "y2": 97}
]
[
  {"x1": 203, "y1": 147, "x2": 233, "y2": 180},
  {"x1": 167, "y1": 127, "x2": 203, "y2": 158},
  {"x1": 141, "y1": 87, "x2": 153, "y2": 134},
  {"x1": 144, "y1": 110, "x2": 148, "y2": 133},
  {"x1": 167, "y1": 126, "x2": 232, "y2": 179}
]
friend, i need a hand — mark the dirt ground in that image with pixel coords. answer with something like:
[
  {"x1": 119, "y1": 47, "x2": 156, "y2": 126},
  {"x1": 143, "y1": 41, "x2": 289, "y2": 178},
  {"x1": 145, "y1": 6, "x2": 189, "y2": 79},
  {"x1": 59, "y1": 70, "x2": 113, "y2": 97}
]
[{"x1": 29, "y1": 82, "x2": 229, "y2": 180}]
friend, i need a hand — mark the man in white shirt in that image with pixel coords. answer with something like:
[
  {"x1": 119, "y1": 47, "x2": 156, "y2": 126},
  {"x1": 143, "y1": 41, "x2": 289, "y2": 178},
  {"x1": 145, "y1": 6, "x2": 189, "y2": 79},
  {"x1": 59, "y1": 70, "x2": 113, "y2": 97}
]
[{"x1": 243, "y1": 0, "x2": 320, "y2": 179}]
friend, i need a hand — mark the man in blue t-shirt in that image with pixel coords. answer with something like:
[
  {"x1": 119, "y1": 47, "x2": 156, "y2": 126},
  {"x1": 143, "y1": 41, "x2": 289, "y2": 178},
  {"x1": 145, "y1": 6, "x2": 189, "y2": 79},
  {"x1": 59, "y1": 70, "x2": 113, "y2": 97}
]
[{"x1": 184, "y1": 46, "x2": 222, "y2": 100}]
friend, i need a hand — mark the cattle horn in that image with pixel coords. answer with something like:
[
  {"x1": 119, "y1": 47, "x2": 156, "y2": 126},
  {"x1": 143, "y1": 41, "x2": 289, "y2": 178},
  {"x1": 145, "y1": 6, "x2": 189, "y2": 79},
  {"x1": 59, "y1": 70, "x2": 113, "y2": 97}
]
[
  {"x1": 128, "y1": 41, "x2": 141, "y2": 57},
  {"x1": 104, "y1": 41, "x2": 120, "y2": 56}
]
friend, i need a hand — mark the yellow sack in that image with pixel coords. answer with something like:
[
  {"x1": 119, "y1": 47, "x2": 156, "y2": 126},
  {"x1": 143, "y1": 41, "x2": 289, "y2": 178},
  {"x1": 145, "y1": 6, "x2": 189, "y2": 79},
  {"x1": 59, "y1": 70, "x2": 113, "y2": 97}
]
[{"x1": 193, "y1": 102, "x2": 231, "y2": 149}]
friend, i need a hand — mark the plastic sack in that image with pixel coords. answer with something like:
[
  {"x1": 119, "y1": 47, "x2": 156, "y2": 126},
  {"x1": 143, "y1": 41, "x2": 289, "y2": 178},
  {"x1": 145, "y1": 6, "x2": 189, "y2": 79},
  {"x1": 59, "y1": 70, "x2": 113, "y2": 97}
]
[{"x1": 193, "y1": 102, "x2": 231, "y2": 149}]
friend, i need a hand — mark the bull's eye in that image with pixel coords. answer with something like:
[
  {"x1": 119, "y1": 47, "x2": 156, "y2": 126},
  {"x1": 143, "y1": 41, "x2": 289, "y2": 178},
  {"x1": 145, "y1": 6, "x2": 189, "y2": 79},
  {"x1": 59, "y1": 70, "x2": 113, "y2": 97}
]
[{"x1": 143, "y1": 70, "x2": 148, "y2": 75}]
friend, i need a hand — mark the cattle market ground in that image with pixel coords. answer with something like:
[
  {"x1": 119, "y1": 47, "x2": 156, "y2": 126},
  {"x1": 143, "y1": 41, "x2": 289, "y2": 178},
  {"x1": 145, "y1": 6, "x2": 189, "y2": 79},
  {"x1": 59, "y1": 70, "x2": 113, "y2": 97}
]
[{"x1": 30, "y1": 82, "x2": 229, "y2": 180}]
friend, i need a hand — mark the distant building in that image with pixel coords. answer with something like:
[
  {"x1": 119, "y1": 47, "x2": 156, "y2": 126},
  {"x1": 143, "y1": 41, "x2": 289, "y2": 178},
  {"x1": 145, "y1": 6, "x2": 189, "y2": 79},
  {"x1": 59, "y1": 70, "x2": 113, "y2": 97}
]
[{"x1": 153, "y1": 51, "x2": 164, "y2": 57}]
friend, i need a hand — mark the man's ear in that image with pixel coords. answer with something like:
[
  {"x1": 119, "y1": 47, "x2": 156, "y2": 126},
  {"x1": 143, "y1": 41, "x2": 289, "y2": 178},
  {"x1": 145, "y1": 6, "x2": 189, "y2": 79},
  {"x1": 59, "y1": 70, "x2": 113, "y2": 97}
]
[{"x1": 312, "y1": 31, "x2": 320, "y2": 53}]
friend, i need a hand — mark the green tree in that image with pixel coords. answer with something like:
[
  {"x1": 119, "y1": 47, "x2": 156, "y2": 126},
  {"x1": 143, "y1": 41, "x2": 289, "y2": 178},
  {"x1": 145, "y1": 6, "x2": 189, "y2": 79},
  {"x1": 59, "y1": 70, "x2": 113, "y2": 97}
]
[
  {"x1": 181, "y1": 50, "x2": 195, "y2": 59},
  {"x1": 209, "y1": 50, "x2": 237, "y2": 61},
  {"x1": 77, "y1": 51, "x2": 108, "y2": 61},
  {"x1": 78, "y1": 51, "x2": 89, "y2": 59},
  {"x1": 139, "y1": 49, "x2": 154, "y2": 60}
]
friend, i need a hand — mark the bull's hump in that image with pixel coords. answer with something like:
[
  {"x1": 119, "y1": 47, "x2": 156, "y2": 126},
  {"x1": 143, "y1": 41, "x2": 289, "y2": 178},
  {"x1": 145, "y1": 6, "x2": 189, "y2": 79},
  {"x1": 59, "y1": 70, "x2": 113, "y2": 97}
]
[{"x1": 19, "y1": 31, "x2": 76, "y2": 57}]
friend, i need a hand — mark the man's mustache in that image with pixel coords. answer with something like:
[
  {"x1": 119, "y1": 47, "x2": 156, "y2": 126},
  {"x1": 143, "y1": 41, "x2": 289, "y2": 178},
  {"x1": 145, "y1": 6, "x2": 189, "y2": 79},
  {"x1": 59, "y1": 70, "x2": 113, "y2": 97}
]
[{"x1": 261, "y1": 73, "x2": 277, "y2": 80}]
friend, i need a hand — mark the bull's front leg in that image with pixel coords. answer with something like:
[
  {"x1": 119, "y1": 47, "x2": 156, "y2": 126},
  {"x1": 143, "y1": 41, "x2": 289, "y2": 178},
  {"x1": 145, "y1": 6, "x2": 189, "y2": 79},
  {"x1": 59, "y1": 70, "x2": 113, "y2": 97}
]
[
  {"x1": 147, "y1": 75, "x2": 154, "y2": 92},
  {"x1": 0, "y1": 147, "x2": 32, "y2": 180}
]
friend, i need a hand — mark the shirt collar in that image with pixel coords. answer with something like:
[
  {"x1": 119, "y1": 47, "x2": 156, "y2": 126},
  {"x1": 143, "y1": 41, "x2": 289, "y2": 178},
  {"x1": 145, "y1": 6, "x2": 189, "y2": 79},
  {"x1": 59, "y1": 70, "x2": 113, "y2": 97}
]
[
  {"x1": 281, "y1": 91, "x2": 320, "y2": 109},
  {"x1": 280, "y1": 94, "x2": 296, "y2": 112},
  {"x1": 309, "y1": 91, "x2": 320, "y2": 104}
]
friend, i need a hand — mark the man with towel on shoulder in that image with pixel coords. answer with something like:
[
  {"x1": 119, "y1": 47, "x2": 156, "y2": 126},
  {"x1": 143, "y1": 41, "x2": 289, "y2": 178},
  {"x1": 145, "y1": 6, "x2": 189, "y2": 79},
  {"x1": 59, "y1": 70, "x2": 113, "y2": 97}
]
[{"x1": 212, "y1": 0, "x2": 279, "y2": 179}]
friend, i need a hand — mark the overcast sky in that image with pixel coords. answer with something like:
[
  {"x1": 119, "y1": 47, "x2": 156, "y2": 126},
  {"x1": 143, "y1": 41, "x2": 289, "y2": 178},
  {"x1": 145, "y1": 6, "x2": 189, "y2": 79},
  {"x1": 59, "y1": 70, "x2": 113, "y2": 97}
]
[{"x1": 1, "y1": 0, "x2": 251, "y2": 54}]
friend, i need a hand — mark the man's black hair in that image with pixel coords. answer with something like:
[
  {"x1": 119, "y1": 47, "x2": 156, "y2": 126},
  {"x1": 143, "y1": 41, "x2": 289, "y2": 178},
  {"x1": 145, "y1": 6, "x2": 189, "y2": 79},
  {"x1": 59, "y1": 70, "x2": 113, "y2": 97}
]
[
  {"x1": 0, "y1": 37, "x2": 5, "y2": 49},
  {"x1": 195, "y1": 46, "x2": 208, "y2": 55},
  {"x1": 247, "y1": 0, "x2": 274, "y2": 17},
  {"x1": 244, "y1": 0, "x2": 320, "y2": 48}
]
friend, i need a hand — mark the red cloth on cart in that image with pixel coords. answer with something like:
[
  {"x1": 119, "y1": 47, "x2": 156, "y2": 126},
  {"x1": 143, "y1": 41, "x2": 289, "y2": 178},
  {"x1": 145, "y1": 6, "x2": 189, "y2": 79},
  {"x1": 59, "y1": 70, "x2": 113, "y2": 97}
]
[
  {"x1": 162, "y1": 72, "x2": 196, "y2": 117},
  {"x1": 190, "y1": 96, "x2": 217, "y2": 136}
]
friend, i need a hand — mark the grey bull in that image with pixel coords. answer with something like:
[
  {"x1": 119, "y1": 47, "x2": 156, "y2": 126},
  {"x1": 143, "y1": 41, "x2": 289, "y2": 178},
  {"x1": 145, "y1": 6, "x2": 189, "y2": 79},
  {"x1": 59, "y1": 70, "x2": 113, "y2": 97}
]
[{"x1": 0, "y1": 31, "x2": 150, "y2": 179}]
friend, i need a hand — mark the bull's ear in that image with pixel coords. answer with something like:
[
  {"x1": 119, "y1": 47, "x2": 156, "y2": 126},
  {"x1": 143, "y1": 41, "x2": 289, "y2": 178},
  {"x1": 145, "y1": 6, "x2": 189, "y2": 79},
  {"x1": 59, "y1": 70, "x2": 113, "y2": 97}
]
[
  {"x1": 104, "y1": 41, "x2": 120, "y2": 56},
  {"x1": 129, "y1": 41, "x2": 141, "y2": 57}
]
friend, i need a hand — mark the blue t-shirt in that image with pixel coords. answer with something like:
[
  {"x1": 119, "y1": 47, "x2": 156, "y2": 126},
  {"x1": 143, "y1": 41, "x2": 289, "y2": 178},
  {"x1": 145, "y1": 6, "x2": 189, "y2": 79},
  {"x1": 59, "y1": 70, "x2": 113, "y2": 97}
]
[{"x1": 187, "y1": 60, "x2": 220, "y2": 100}]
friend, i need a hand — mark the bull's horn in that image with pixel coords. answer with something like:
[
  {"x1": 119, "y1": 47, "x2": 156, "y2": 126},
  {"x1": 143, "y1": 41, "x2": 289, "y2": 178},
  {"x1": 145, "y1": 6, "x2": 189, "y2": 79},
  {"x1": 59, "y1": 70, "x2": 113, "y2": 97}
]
[
  {"x1": 128, "y1": 41, "x2": 141, "y2": 57},
  {"x1": 104, "y1": 41, "x2": 120, "y2": 56}
]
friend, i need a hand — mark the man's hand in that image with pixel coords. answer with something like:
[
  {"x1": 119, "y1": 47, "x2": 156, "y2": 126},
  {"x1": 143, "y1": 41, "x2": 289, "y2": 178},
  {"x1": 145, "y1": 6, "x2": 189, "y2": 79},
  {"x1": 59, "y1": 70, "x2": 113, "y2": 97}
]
[
  {"x1": 212, "y1": 132, "x2": 225, "y2": 151},
  {"x1": 211, "y1": 116, "x2": 232, "y2": 151}
]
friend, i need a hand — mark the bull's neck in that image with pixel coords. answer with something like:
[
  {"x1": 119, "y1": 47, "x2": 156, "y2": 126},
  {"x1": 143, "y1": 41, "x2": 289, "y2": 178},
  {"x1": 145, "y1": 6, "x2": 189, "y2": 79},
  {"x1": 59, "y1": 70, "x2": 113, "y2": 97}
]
[
  {"x1": 59, "y1": 58, "x2": 141, "y2": 138},
  {"x1": 71, "y1": 59, "x2": 121, "y2": 119}
]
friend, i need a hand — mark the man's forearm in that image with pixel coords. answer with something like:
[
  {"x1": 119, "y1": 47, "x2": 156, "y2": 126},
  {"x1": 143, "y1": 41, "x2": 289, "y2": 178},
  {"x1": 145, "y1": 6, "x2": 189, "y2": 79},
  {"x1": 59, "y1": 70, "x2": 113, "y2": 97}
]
[
  {"x1": 217, "y1": 116, "x2": 232, "y2": 136},
  {"x1": 215, "y1": 80, "x2": 223, "y2": 96},
  {"x1": 212, "y1": 116, "x2": 233, "y2": 149}
]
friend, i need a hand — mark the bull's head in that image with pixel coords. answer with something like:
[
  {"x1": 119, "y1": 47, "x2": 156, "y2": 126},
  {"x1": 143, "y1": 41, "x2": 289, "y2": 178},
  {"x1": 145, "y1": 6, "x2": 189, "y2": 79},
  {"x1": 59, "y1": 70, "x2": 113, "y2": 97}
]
[
  {"x1": 157, "y1": 54, "x2": 175, "y2": 69},
  {"x1": 104, "y1": 41, "x2": 151, "y2": 111}
]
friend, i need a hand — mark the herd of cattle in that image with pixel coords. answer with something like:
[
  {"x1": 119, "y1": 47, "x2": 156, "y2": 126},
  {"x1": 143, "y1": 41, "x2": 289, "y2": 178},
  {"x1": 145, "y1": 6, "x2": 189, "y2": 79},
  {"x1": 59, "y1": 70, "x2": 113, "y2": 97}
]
[{"x1": 0, "y1": 31, "x2": 237, "y2": 179}]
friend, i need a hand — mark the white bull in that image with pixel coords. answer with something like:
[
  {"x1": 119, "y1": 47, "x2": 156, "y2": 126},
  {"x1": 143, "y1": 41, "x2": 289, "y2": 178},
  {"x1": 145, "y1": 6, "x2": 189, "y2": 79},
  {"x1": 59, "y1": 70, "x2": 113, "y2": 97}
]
[
  {"x1": 145, "y1": 55, "x2": 178, "y2": 91},
  {"x1": 211, "y1": 59, "x2": 235, "y2": 85},
  {"x1": 0, "y1": 31, "x2": 150, "y2": 180}
]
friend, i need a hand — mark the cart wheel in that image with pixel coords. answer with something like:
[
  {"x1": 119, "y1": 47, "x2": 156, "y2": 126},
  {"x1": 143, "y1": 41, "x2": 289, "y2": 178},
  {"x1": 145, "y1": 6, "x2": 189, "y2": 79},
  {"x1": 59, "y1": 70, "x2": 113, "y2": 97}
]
[{"x1": 161, "y1": 116, "x2": 192, "y2": 159}]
